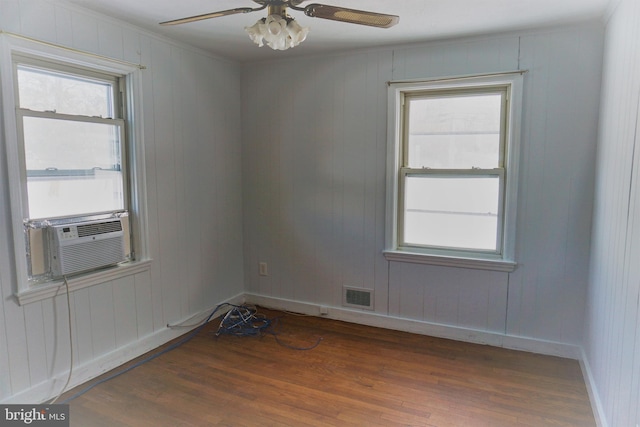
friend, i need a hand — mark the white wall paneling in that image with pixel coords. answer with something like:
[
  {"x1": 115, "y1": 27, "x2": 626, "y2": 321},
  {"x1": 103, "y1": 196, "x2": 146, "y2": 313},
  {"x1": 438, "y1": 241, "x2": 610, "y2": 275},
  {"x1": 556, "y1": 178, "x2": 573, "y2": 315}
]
[
  {"x1": 388, "y1": 263, "x2": 508, "y2": 333},
  {"x1": 507, "y1": 27, "x2": 603, "y2": 344},
  {"x1": 2, "y1": 0, "x2": 631, "y2": 420},
  {"x1": 0, "y1": 0, "x2": 244, "y2": 402},
  {"x1": 242, "y1": 23, "x2": 603, "y2": 347},
  {"x1": 242, "y1": 50, "x2": 393, "y2": 312},
  {"x1": 72, "y1": 288, "x2": 93, "y2": 367},
  {"x1": 584, "y1": 0, "x2": 640, "y2": 425}
]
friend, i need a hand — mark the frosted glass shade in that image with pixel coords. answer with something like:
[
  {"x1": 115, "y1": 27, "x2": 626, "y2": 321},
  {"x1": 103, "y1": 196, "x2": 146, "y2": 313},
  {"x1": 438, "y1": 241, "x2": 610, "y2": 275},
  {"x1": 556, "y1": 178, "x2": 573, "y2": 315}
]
[{"x1": 245, "y1": 15, "x2": 309, "y2": 50}]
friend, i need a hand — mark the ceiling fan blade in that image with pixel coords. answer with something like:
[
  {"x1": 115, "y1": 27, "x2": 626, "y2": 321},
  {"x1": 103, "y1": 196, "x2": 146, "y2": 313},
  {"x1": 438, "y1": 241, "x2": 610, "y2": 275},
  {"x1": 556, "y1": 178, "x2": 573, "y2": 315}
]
[
  {"x1": 160, "y1": 7, "x2": 259, "y2": 26},
  {"x1": 303, "y1": 4, "x2": 399, "y2": 28}
]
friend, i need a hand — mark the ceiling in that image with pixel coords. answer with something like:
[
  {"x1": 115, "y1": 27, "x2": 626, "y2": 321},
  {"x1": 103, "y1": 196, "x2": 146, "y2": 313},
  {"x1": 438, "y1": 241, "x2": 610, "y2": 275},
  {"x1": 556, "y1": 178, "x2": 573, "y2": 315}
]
[{"x1": 64, "y1": 0, "x2": 611, "y2": 62}]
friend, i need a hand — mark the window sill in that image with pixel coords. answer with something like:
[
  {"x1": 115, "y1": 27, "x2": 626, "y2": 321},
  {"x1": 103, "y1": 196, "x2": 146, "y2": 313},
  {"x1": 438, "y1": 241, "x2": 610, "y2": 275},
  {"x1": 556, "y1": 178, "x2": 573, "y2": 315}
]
[
  {"x1": 14, "y1": 259, "x2": 152, "y2": 306},
  {"x1": 383, "y1": 250, "x2": 517, "y2": 272}
]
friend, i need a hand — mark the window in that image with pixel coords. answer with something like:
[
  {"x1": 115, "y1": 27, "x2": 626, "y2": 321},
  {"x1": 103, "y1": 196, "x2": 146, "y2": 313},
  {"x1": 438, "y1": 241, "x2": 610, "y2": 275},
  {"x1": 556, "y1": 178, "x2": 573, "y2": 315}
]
[
  {"x1": 385, "y1": 73, "x2": 523, "y2": 271},
  {"x1": 1, "y1": 34, "x2": 149, "y2": 301},
  {"x1": 16, "y1": 58, "x2": 126, "y2": 220}
]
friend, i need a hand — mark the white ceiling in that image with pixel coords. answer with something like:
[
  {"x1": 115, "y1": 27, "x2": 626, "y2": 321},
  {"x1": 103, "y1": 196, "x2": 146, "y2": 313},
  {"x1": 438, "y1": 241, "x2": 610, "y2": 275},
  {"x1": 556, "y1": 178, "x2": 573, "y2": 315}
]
[{"x1": 64, "y1": 0, "x2": 610, "y2": 62}]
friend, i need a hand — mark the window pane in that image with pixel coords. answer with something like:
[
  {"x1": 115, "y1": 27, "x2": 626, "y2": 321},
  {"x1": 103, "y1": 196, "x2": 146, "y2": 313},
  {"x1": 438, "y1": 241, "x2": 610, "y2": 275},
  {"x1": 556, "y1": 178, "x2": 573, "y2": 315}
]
[
  {"x1": 17, "y1": 65, "x2": 114, "y2": 117},
  {"x1": 407, "y1": 94, "x2": 502, "y2": 169},
  {"x1": 23, "y1": 116, "x2": 124, "y2": 219},
  {"x1": 403, "y1": 175, "x2": 499, "y2": 251}
]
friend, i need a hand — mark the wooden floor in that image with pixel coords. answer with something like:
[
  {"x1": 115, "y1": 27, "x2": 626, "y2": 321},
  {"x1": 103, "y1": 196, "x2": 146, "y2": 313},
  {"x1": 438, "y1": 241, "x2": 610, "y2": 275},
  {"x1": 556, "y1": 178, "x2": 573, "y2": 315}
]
[{"x1": 62, "y1": 308, "x2": 595, "y2": 426}]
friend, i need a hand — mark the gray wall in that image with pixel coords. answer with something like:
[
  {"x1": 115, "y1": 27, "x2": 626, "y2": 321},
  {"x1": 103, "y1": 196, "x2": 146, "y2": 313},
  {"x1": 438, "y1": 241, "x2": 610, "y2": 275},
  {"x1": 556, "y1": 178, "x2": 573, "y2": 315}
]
[
  {"x1": 242, "y1": 23, "x2": 603, "y2": 347},
  {"x1": 2, "y1": 1, "x2": 627, "y2": 420},
  {"x1": 585, "y1": 0, "x2": 640, "y2": 425},
  {"x1": 0, "y1": 0, "x2": 244, "y2": 402}
]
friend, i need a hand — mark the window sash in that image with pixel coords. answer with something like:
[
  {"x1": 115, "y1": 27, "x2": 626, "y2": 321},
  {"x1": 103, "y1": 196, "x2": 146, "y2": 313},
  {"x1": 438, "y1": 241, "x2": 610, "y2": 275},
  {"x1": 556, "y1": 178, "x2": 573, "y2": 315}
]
[
  {"x1": 397, "y1": 86, "x2": 509, "y2": 256},
  {"x1": 14, "y1": 55, "x2": 120, "y2": 117},
  {"x1": 398, "y1": 168, "x2": 506, "y2": 254},
  {"x1": 14, "y1": 56, "x2": 128, "y2": 222},
  {"x1": 401, "y1": 87, "x2": 508, "y2": 170},
  {"x1": 15, "y1": 109, "x2": 128, "y2": 221}
]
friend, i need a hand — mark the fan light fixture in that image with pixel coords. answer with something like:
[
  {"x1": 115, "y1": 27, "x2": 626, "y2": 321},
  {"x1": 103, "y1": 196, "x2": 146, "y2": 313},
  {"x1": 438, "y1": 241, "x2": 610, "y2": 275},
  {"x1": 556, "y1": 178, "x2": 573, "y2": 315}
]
[
  {"x1": 245, "y1": 14, "x2": 309, "y2": 50},
  {"x1": 160, "y1": 1, "x2": 399, "y2": 52}
]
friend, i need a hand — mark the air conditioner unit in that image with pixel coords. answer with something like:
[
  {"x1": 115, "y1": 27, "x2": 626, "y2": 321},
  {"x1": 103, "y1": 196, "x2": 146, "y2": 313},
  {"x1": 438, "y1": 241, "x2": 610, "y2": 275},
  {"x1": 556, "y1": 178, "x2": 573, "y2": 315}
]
[{"x1": 49, "y1": 218, "x2": 126, "y2": 277}]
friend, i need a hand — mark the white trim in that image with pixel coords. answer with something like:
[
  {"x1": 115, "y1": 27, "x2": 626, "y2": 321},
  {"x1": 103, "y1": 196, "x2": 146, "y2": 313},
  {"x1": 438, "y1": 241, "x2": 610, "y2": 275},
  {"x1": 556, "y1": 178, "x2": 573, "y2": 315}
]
[
  {"x1": 385, "y1": 72, "x2": 524, "y2": 267},
  {"x1": 1, "y1": 33, "x2": 29, "y2": 294},
  {"x1": 382, "y1": 249, "x2": 517, "y2": 272},
  {"x1": 2, "y1": 291, "x2": 589, "y2": 404},
  {"x1": 387, "y1": 70, "x2": 528, "y2": 86},
  {"x1": 15, "y1": 260, "x2": 152, "y2": 306},
  {"x1": 0, "y1": 293, "x2": 245, "y2": 404},
  {"x1": 124, "y1": 65, "x2": 149, "y2": 262},
  {"x1": 0, "y1": 32, "x2": 149, "y2": 296},
  {"x1": 579, "y1": 348, "x2": 609, "y2": 427},
  {"x1": 244, "y1": 293, "x2": 580, "y2": 359},
  {"x1": 0, "y1": 30, "x2": 145, "y2": 70}
]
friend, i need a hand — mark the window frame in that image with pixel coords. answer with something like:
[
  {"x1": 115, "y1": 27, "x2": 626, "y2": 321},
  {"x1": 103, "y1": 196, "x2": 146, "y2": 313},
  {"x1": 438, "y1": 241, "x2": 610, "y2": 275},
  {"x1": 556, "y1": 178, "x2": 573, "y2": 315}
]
[
  {"x1": 384, "y1": 72, "x2": 524, "y2": 272},
  {"x1": 15, "y1": 56, "x2": 129, "y2": 221},
  {"x1": 0, "y1": 33, "x2": 150, "y2": 302}
]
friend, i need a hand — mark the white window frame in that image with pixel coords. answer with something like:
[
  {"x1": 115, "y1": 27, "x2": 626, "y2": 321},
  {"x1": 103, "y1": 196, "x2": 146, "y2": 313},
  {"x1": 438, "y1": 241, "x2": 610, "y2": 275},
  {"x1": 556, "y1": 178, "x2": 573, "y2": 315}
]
[
  {"x1": 15, "y1": 55, "x2": 128, "y2": 221},
  {"x1": 384, "y1": 72, "x2": 524, "y2": 272},
  {"x1": 0, "y1": 34, "x2": 150, "y2": 303}
]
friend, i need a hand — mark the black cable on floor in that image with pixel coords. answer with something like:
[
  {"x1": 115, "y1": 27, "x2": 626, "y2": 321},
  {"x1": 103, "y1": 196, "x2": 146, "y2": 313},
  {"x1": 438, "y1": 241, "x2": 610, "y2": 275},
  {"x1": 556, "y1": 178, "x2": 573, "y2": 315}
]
[{"x1": 215, "y1": 305, "x2": 323, "y2": 350}]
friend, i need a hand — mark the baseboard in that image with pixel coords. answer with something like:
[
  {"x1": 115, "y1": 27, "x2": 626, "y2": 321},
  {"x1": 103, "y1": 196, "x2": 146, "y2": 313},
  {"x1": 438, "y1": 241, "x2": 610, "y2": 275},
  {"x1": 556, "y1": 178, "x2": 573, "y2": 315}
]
[
  {"x1": 244, "y1": 293, "x2": 582, "y2": 360},
  {"x1": 1, "y1": 293, "x2": 245, "y2": 404},
  {"x1": 3, "y1": 291, "x2": 586, "y2": 405},
  {"x1": 579, "y1": 348, "x2": 609, "y2": 427},
  {"x1": 245, "y1": 293, "x2": 610, "y2": 427}
]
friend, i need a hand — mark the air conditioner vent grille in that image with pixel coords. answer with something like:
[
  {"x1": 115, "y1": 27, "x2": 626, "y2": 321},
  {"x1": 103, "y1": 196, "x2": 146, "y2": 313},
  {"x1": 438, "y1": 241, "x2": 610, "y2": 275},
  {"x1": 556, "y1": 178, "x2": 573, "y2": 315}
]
[
  {"x1": 343, "y1": 286, "x2": 374, "y2": 310},
  {"x1": 59, "y1": 238, "x2": 125, "y2": 275},
  {"x1": 77, "y1": 220, "x2": 122, "y2": 237},
  {"x1": 49, "y1": 219, "x2": 126, "y2": 277}
]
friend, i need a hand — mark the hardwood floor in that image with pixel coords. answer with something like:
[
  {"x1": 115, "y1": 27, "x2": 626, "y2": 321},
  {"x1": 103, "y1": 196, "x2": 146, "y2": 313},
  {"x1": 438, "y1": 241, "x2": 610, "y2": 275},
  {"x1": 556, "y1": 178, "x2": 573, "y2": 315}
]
[{"x1": 62, "y1": 308, "x2": 596, "y2": 426}]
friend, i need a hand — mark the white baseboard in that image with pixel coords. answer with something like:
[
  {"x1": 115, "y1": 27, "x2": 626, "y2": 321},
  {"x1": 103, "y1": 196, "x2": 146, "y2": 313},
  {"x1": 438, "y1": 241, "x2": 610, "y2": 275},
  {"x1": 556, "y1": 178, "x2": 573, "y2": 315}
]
[
  {"x1": 1, "y1": 293, "x2": 245, "y2": 404},
  {"x1": 247, "y1": 293, "x2": 606, "y2": 427},
  {"x1": 3, "y1": 291, "x2": 589, "y2": 406},
  {"x1": 244, "y1": 293, "x2": 582, "y2": 360},
  {"x1": 579, "y1": 348, "x2": 609, "y2": 427}
]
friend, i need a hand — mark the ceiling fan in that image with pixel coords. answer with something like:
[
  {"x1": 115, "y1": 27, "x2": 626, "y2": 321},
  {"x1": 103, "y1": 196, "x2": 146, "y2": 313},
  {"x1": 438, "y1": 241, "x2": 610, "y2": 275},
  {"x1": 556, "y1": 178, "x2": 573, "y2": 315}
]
[{"x1": 160, "y1": 0, "x2": 399, "y2": 51}]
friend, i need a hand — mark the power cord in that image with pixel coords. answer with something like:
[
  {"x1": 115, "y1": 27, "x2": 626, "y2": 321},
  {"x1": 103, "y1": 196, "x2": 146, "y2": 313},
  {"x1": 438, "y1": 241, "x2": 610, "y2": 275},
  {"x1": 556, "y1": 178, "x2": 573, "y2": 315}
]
[
  {"x1": 215, "y1": 305, "x2": 323, "y2": 350},
  {"x1": 60, "y1": 302, "x2": 232, "y2": 404},
  {"x1": 216, "y1": 305, "x2": 270, "y2": 337},
  {"x1": 267, "y1": 317, "x2": 323, "y2": 351},
  {"x1": 60, "y1": 304, "x2": 322, "y2": 404},
  {"x1": 48, "y1": 276, "x2": 73, "y2": 404}
]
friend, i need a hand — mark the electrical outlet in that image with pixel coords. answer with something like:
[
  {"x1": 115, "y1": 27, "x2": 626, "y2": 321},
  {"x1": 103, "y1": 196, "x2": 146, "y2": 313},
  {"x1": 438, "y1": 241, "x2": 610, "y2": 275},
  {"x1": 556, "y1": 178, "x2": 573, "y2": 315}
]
[{"x1": 259, "y1": 262, "x2": 268, "y2": 276}]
